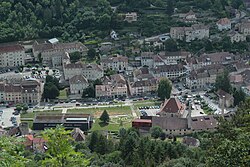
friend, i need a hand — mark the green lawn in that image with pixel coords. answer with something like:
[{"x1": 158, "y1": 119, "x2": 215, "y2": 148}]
[
  {"x1": 91, "y1": 117, "x2": 132, "y2": 132},
  {"x1": 58, "y1": 89, "x2": 67, "y2": 99},
  {"x1": 21, "y1": 110, "x2": 62, "y2": 119},
  {"x1": 67, "y1": 106, "x2": 132, "y2": 117}
]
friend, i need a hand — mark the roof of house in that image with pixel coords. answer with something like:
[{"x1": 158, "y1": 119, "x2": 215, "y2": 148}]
[
  {"x1": 191, "y1": 115, "x2": 218, "y2": 130},
  {"x1": 151, "y1": 64, "x2": 185, "y2": 73},
  {"x1": 100, "y1": 55, "x2": 128, "y2": 63},
  {"x1": 64, "y1": 62, "x2": 103, "y2": 71},
  {"x1": 71, "y1": 128, "x2": 85, "y2": 141},
  {"x1": 131, "y1": 78, "x2": 158, "y2": 87},
  {"x1": 217, "y1": 18, "x2": 231, "y2": 25},
  {"x1": 182, "y1": 136, "x2": 200, "y2": 147},
  {"x1": 216, "y1": 89, "x2": 234, "y2": 100},
  {"x1": 152, "y1": 116, "x2": 188, "y2": 130},
  {"x1": 133, "y1": 119, "x2": 152, "y2": 123},
  {"x1": 198, "y1": 52, "x2": 235, "y2": 63},
  {"x1": 158, "y1": 97, "x2": 185, "y2": 114},
  {"x1": 69, "y1": 75, "x2": 88, "y2": 85},
  {"x1": 33, "y1": 42, "x2": 88, "y2": 53},
  {"x1": 230, "y1": 74, "x2": 243, "y2": 83},
  {"x1": 0, "y1": 44, "x2": 24, "y2": 54}
]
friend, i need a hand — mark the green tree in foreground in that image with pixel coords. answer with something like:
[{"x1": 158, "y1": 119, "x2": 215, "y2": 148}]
[
  {"x1": 150, "y1": 126, "x2": 163, "y2": 139},
  {"x1": 100, "y1": 110, "x2": 110, "y2": 124},
  {"x1": 157, "y1": 78, "x2": 172, "y2": 100},
  {"x1": 0, "y1": 136, "x2": 29, "y2": 167},
  {"x1": 42, "y1": 126, "x2": 89, "y2": 167}
]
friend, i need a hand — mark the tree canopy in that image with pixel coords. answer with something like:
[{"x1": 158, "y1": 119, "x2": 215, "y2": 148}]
[{"x1": 157, "y1": 77, "x2": 172, "y2": 100}]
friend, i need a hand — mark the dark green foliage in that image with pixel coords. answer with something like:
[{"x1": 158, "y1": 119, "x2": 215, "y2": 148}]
[
  {"x1": 232, "y1": 88, "x2": 246, "y2": 106},
  {"x1": 100, "y1": 110, "x2": 110, "y2": 124},
  {"x1": 157, "y1": 77, "x2": 172, "y2": 100},
  {"x1": 82, "y1": 79, "x2": 102, "y2": 98},
  {"x1": 150, "y1": 126, "x2": 163, "y2": 139},
  {"x1": 69, "y1": 51, "x2": 82, "y2": 63},
  {"x1": 87, "y1": 48, "x2": 97, "y2": 60},
  {"x1": 165, "y1": 39, "x2": 179, "y2": 52},
  {"x1": 43, "y1": 75, "x2": 60, "y2": 99},
  {"x1": 215, "y1": 70, "x2": 231, "y2": 93}
]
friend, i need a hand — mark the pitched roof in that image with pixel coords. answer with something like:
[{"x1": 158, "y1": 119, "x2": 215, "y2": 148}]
[
  {"x1": 217, "y1": 18, "x2": 231, "y2": 25},
  {"x1": 69, "y1": 75, "x2": 88, "y2": 84},
  {"x1": 0, "y1": 44, "x2": 24, "y2": 54},
  {"x1": 158, "y1": 97, "x2": 185, "y2": 114},
  {"x1": 216, "y1": 89, "x2": 234, "y2": 100},
  {"x1": 71, "y1": 128, "x2": 86, "y2": 141},
  {"x1": 152, "y1": 117, "x2": 188, "y2": 130},
  {"x1": 191, "y1": 115, "x2": 218, "y2": 130}
]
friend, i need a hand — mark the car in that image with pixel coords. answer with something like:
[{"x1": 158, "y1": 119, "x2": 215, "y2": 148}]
[{"x1": 71, "y1": 100, "x2": 77, "y2": 103}]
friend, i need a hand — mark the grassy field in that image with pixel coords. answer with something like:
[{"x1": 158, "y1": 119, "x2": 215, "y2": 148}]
[
  {"x1": 67, "y1": 106, "x2": 132, "y2": 117},
  {"x1": 21, "y1": 110, "x2": 62, "y2": 119},
  {"x1": 91, "y1": 116, "x2": 133, "y2": 131},
  {"x1": 58, "y1": 89, "x2": 67, "y2": 99}
]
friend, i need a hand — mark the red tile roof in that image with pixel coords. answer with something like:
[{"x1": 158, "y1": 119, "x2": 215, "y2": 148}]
[
  {"x1": 0, "y1": 44, "x2": 24, "y2": 53},
  {"x1": 159, "y1": 98, "x2": 185, "y2": 114}
]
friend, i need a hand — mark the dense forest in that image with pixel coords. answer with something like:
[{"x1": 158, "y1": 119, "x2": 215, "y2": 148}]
[
  {"x1": 1, "y1": 98, "x2": 249, "y2": 167},
  {"x1": 0, "y1": 0, "x2": 244, "y2": 43}
]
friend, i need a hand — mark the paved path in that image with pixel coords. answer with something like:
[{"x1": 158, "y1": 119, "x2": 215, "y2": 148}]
[{"x1": 62, "y1": 108, "x2": 67, "y2": 114}]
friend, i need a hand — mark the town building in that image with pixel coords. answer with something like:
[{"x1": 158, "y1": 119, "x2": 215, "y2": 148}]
[
  {"x1": 33, "y1": 114, "x2": 93, "y2": 131},
  {"x1": 216, "y1": 89, "x2": 234, "y2": 108},
  {"x1": 132, "y1": 98, "x2": 233, "y2": 136},
  {"x1": 238, "y1": 22, "x2": 250, "y2": 36},
  {"x1": 157, "y1": 98, "x2": 186, "y2": 117},
  {"x1": 124, "y1": 12, "x2": 138, "y2": 23},
  {"x1": 100, "y1": 55, "x2": 128, "y2": 73},
  {"x1": 32, "y1": 41, "x2": 88, "y2": 66},
  {"x1": 170, "y1": 24, "x2": 209, "y2": 42},
  {"x1": 130, "y1": 74, "x2": 158, "y2": 96},
  {"x1": 63, "y1": 62, "x2": 104, "y2": 81},
  {"x1": 0, "y1": 79, "x2": 42, "y2": 104},
  {"x1": 228, "y1": 31, "x2": 246, "y2": 43},
  {"x1": 197, "y1": 52, "x2": 235, "y2": 67},
  {"x1": 186, "y1": 64, "x2": 225, "y2": 90},
  {"x1": 95, "y1": 74, "x2": 127, "y2": 98},
  {"x1": 24, "y1": 135, "x2": 47, "y2": 153},
  {"x1": 71, "y1": 128, "x2": 86, "y2": 142},
  {"x1": 216, "y1": 18, "x2": 231, "y2": 31},
  {"x1": 0, "y1": 44, "x2": 25, "y2": 67},
  {"x1": 150, "y1": 64, "x2": 187, "y2": 80},
  {"x1": 69, "y1": 75, "x2": 89, "y2": 95}
]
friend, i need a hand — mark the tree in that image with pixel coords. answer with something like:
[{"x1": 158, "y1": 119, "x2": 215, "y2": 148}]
[
  {"x1": 100, "y1": 110, "x2": 110, "y2": 124},
  {"x1": 157, "y1": 78, "x2": 172, "y2": 100},
  {"x1": 43, "y1": 82, "x2": 60, "y2": 99},
  {"x1": 88, "y1": 131, "x2": 99, "y2": 152},
  {"x1": 150, "y1": 126, "x2": 163, "y2": 139},
  {"x1": 0, "y1": 136, "x2": 30, "y2": 166},
  {"x1": 166, "y1": 0, "x2": 174, "y2": 15},
  {"x1": 45, "y1": 75, "x2": 59, "y2": 89},
  {"x1": 215, "y1": 70, "x2": 231, "y2": 93},
  {"x1": 165, "y1": 39, "x2": 178, "y2": 52},
  {"x1": 233, "y1": 88, "x2": 246, "y2": 106},
  {"x1": 69, "y1": 51, "x2": 82, "y2": 63},
  {"x1": 87, "y1": 48, "x2": 97, "y2": 60},
  {"x1": 42, "y1": 126, "x2": 89, "y2": 167}
]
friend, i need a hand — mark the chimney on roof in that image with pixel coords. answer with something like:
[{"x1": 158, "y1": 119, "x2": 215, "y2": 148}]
[{"x1": 188, "y1": 101, "x2": 192, "y2": 129}]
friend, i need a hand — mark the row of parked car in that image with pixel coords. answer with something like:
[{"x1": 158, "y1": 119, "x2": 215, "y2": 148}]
[
  {"x1": 10, "y1": 117, "x2": 17, "y2": 126},
  {"x1": 138, "y1": 106, "x2": 160, "y2": 110}
]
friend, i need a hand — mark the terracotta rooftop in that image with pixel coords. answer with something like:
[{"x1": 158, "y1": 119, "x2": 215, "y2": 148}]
[
  {"x1": 0, "y1": 44, "x2": 24, "y2": 54},
  {"x1": 158, "y1": 97, "x2": 185, "y2": 114},
  {"x1": 217, "y1": 18, "x2": 231, "y2": 25}
]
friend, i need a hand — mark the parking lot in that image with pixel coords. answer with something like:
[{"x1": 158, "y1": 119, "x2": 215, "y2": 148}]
[
  {"x1": 0, "y1": 107, "x2": 20, "y2": 128},
  {"x1": 138, "y1": 106, "x2": 160, "y2": 116}
]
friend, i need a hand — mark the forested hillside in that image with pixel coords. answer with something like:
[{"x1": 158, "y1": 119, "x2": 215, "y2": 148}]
[{"x1": 0, "y1": 0, "x2": 244, "y2": 43}]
